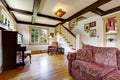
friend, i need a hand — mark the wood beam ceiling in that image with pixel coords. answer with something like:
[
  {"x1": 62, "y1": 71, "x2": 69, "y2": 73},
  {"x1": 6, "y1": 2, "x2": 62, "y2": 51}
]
[
  {"x1": 17, "y1": 21, "x2": 55, "y2": 27},
  {"x1": 9, "y1": 8, "x2": 65, "y2": 21},
  {"x1": 2, "y1": 0, "x2": 120, "y2": 28},
  {"x1": 0, "y1": 0, "x2": 17, "y2": 21},
  {"x1": 1, "y1": 0, "x2": 9, "y2": 9},
  {"x1": 67, "y1": 0, "x2": 111, "y2": 21},
  {"x1": 0, "y1": 0, "x2": 63, "y2": 27},
  {"x1": 31, "y1": 0, "x2": 41, "y2": 24},
  {"x1": 104, "y1": 6, "x2": 120, "y2": 15},
  {"x1": 91, "y1": 8, "x2": 105, "y2": 16}
]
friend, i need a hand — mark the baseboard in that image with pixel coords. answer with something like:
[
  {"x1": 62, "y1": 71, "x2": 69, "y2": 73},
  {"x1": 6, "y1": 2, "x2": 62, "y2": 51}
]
[
  {"x1": 40, "y1": 50, "x2": 47, "y2": 53},
  {"x1": 0, "y1": 66, "x2": 2, "y2": 73},
  {"x1": 32, "y1": 50, "x2": 41, "y2": 54},
  {"x1": 32, "y1": 50, "x2": 47, "y2": 54}
]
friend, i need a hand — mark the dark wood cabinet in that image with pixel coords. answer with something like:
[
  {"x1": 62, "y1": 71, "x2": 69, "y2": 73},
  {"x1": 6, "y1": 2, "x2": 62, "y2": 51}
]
[{"x1": 2, "y1": 31, "x2": 18, "y2": 70}]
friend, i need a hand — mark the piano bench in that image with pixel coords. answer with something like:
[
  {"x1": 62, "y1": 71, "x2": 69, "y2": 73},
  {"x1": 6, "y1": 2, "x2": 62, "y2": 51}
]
[{"x1": 24, "y1": 50, "x2": 31, "y2": 64}]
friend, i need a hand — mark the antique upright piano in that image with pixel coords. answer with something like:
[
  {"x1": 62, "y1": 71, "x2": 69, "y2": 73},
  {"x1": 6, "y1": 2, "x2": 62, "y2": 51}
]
[{"x1": 2, "y1": 30, "x2": 26, "y2": 70}]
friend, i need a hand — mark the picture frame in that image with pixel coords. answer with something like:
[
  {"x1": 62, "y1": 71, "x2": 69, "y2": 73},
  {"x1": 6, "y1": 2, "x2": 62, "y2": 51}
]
[
  {"x1": 89, "y1": 21, "x2": 96, "y2": 27},
  {"x1": 50, "y1": 32, "x2": 54, "y2": 37},
  {"x1": 69, "y1": 18, "x2": 77, "y2": 29},
  {"x1": 106, "y1": 17, "x2": 117, "y2": 32},
  {"x1": 89, "y1": 29, "x2": 96, "y2": 37},
  {"x1": 84, "y1": 23, "x2": 90, "y2": 31}
]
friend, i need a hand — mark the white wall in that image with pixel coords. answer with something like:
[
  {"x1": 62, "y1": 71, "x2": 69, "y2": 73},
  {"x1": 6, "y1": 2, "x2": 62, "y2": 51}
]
[
  {"x1": 0, "y1": 30, "x2": 2, "y2": 72},
  {"x1": 76, "y1": 34, "x2": 82, "y2": 50},
  {"x1": 17, "y1": 24, "x2": 55, "y2": 51},
  {"x1": 72, "y1": 16, "x2": 104, "y2": 47}
]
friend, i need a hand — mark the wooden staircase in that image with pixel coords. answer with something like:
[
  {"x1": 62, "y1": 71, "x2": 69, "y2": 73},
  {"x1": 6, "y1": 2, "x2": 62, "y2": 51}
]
[{"x1": 55, "y1": 24, "x2": 76, "y2": 50}]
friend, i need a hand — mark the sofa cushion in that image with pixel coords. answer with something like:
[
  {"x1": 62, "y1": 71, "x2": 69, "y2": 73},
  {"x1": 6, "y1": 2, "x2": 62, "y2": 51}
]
[
  {"x1": 86, "y1": 63, "x2": 115, "y2": 78},
  {"x1": 72, "y1": 60, "x2": 91, "y2": 72},
  {"x1": 103, "y1": 70, "x2": 120, "y2": 80},
  {"x1": 76, "y1": 48, "x2": 94, "y2": 62},
  {"x1": 72, "y1": 60, "x2": 115, "y2": 78},
  {"x1": 94, "y1": 47, "x2": 118, "y2": 69},
  {"x1": 82, "y1": 44, "x2": 99, "y2": 54}
]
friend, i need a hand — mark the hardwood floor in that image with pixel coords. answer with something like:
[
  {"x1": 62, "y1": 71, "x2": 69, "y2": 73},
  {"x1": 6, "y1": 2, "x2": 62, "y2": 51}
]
[{"x1": 0, "y1": 53, "x2": 75, "y2": 80}]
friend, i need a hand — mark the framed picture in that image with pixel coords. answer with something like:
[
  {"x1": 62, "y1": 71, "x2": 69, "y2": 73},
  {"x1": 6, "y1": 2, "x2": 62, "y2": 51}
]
[
  {"x1": 69, "y1": 18, "x2": 77, "y2": 29},
  {"x1": 90, "y1": 21, "x2": 96, "y2": 27},
  {"x1": 106, "y1": 17, "x2": 117, "y2": 32},
  {"x1": 84, "y1": 23, "x2": 90, "y2": 31},
  {"x1": 89, "y1": 29, "x2": 96, "y2": 37},
  {"x1": 50, "y1": 32, "x2": 54, "y2": 37}
]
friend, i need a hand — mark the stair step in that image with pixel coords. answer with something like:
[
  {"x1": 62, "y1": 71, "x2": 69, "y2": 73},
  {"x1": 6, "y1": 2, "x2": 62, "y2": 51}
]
[
  {"x1": 61, "y1": 34, "x2": 63, "y2": 36},
  {"x1": 69, "y1": 45, "x2": 72, "y2": 46},
  {"x1": 72, "y1": 48, "x2": 76, "y2": 50},
  {"x1": 65, "y1": 39, "x2": 68, "y2": 41},
  {"x1": 61, "y1": 34, "x2": 64, "y2": 35}
]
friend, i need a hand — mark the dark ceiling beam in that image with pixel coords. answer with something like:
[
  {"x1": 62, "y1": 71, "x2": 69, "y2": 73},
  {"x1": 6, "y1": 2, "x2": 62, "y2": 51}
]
[
  {"x1": 0, "y1": 0, "x2": 17, "y2": 21},
  {"x1": 9, "y1": 8, "x2": 33, "y2": 15},
  {"x1": 0, "y1": 0, "x2": 9, "y2": 9},
  {"x1": 31, "y1": 0, "x2": 41, "y2": 24},
  {"x1": 17, "y1": 21, "x2": 55, "y2": 27},
  {"x1": 37, "y1": 14, "x2": 66, "y2": 21},
  {"x1": 104, "y1": 6, "x2": 120, "y2": 15},
  {"x1": 67, "y1": 0, "x2": 111, "y2": 21},
  {"x1": 91, "y1": 8, "x2": 105, "y2": 16},
  {"x1": 9, "y1": 8, "x2": 65, "y2": 21},
  {"x1": 9, "y1": 11, "x2": 17, "y2": 21},
  {"x1": 0, "y1": 0, "x2": 63, "y2": 27}
]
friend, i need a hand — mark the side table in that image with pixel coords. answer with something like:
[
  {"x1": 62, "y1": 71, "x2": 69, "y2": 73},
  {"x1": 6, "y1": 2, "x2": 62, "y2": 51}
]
[{"x1": 58, "y1": 47, "x2": 64, "y2": 54}]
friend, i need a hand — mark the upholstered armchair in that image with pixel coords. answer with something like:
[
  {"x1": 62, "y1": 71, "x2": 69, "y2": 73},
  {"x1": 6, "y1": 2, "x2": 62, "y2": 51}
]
[{"x1": 48, "y1": 41, "x2": 58, "y2": 55}]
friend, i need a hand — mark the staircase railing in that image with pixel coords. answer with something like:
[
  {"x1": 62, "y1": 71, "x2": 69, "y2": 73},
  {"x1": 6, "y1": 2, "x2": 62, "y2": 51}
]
[{"x1": 55, "y1": 24, "x2": 76, "y2": 50}]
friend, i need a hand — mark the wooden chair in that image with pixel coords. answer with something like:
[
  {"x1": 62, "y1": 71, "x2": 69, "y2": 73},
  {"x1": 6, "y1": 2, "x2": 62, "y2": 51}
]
[{"x1": 48, "y1": 41, "x2": 58, "y2": 55}]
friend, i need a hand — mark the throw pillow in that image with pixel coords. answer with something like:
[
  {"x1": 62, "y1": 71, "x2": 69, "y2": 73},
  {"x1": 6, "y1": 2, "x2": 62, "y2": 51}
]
[{"x1": 76, "y1": 48, "x2": 94, "y2": 62}]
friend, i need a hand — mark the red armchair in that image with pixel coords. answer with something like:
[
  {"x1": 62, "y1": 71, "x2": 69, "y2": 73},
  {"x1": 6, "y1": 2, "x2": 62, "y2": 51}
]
[{"x1": 48, "y1": 41, "x2": 58, "y2": 55}]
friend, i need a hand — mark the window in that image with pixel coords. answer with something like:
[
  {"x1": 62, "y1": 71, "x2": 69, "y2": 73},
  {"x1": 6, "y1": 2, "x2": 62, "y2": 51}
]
[
  {"x1": 30, "y1": 27, "x2": 48, "y2": 44},
  {"x1": 5, "y1": 17, "x2": 7, "y2": 24},
  {"x1": 8, "y1": 21, "x2": 10, "y2": 27}
]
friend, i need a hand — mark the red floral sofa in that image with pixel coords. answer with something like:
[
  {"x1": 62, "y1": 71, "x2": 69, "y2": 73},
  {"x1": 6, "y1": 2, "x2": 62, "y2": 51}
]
[{"x1": 67, "y1": 45, "x2": 120, "y2": 80}]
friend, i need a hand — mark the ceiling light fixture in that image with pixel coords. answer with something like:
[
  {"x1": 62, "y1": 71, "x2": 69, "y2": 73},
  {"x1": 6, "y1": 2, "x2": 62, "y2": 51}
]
[{"x1": 55, "y1": 9, "x2": 66, "y2": 17}]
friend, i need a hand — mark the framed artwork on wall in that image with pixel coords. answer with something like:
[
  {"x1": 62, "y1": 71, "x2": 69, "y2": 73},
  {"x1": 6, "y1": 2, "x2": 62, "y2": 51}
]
[
  {"x1": 106, "y1": 17, "x2": 117, "y2": 32},
  {"x1": 50, "y1": 32, "x2": 54, "y2": 38},
  {"x1": 90, "y1": 21, "x2": 96, "y2": 27},
  {"x1": 69, "y1": 18, "x2": 77, "y2": 30},
  {"x1": 89, "y1": 29, "x2": 96, "y2": 37},
  {"x1": 84, "y1": 23, "x2": 90, "y2": 32}
]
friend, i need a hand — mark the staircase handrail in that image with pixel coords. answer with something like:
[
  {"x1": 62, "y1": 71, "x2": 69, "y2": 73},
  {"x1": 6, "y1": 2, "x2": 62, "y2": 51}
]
[{"x1": 62, "y1": 25, "x2": 76, "y2": 38}]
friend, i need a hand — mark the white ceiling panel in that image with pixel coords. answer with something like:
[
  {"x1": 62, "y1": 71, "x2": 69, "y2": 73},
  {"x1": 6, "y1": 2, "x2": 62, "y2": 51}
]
[
  {"x1": 5, "y1": 0, "x2": 34, "y2": 12},
  {"x1": 13, "y1": 12, "x2": 32, "y2": 22},
  {"x1": 99, "y1": 0, "x2": 120, "y2": 11},
  {"x1": 82, "y1": 11, "x2": 98, "y2": 18},
  {"x1": 35, "y1": 17, "x2": 61, "y2": 25},
  {"x1": 39, "y1": 0, "x2": 97, "y2": 19}
]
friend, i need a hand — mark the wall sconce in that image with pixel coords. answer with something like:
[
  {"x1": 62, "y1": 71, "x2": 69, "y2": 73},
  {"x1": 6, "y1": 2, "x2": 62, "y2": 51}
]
[
  {"x1": 55, "y1": 9, "x2": 66, "y2": 17},
  {"x1": 49, "y1": 35, "x2": 52, "y2": 38},
  {"x1": 107, "y1": 38, "x2": 114, "y2": 42}
]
